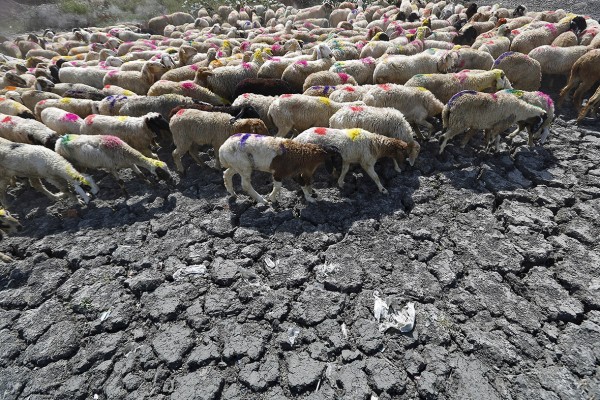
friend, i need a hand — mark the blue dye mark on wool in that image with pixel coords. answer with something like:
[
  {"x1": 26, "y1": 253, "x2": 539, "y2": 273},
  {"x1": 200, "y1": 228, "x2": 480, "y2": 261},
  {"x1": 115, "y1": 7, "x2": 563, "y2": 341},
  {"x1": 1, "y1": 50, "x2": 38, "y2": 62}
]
[
  {"x1": 493, "y1": 51, "x2": 514, "y2": 67},
  {"x1": 239, "y1": 133, "x2": 252, "y2": 147},
  {"x1": 447, "y1": 90, "x2": 478, "y2": 109},
  {"x1": 279, "y1": 142, "x2": 287, "y2": 154}
]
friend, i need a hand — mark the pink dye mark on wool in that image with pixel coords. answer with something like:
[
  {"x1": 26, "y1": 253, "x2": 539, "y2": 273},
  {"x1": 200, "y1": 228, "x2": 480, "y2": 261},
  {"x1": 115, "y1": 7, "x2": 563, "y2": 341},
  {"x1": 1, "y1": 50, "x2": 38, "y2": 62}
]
[
  {"x1": 490, "y1": 93, "x2": 498, "y2": 101},
  {"x1": 455, "y1": 70, "x2": 469, "y2": 84},
  {"x1": 271, "y1": 43, "x2": 281, "y2": 52},
  {"x1": 343, "y1": 86, "x2": 355, "y2": 92},
  {"x1": 181, "y1": 82, "x2": 196, "y2": 89},
  {"x1": 378, "y1": 83, "x2": 392, "y2": 91},
  {"x1": 62, "y1": 113, "x2": 80, "y2": 122},
  {"x1": 189, "y1": 64, "x2": 199, "y2": 71},
  {"x1": 242, "y1": 62, "x2": 252, "y2": 70},
  {"x1": 349, "y1": 105, "x2": 363, "y2": 112},
  {"x1": 512, "y1": 29, "x2": 521, "y2": 35},
  {"x1": 102, "y1": 136, "x2": 124, "y2": 149},
  {"x1": 361, "y1": 57, "x2": 375, "y2": 65},
  {"x1": 537, "y1": 91, "x2": 554, "y2": 108},
  {"x1": 84, "y1": 115, "x2": 96, "y2": 125},
  {"x1": 545, "y1": 24, "x2": 558, "y2": 34},
  {"x1": 1, "y1": 116, "x2": 13, "y2": 124},
  {"x1": 295, "y1": 60, "x2": 308, "y2": 67},
  {"x1": 108, "y1": 70, "x2": 118, "y2": 77},
  {"x1": 408, "y1": 28, "x2": 417, "y2": 34},
  {"x1": 176, "y1": 109, "x2": 187, "y2": 116},
  {"x1": 281, "y1": 94, "x2": 293, "y2": 98},
  {"x1": 338, "y1": 73, "x2": 350, "y2": 83},
  {"x1": 241, "y1": 41, "x2": 251, "y2": 51},
  {"x1": 314, "y1": 127, "x2": 327, "y2": 135}
]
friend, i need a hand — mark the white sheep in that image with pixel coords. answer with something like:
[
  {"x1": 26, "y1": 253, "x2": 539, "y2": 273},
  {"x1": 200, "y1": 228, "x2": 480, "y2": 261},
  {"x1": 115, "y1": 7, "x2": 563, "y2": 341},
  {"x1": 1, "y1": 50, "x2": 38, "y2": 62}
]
[
  {"x1": 0, "y1": 113, "x2": 59, "y2": 148},
  {"x1": 55, "y1": 134, "x2": 172, "y2": 195},
  {"x1": 79, "y1": 113, "x2": 169, "y2": 157},
  {"x1": 231, "y1": 92, "x2": 278, "y2": 133},
  {"x1": 34, "y1": 97, "x2": 99, "y2": 120},
  {"x1": 454, "y1": 47, "x2": 495, "y2": 70},
  {"x1": 117, "y1": 94, "x2": 196, "y2": 121},
  {"x1": 103, "y1": 60, "x2": 171, "y2": 95},
  {"x1": 219, "y1": 133, "x2": 336, "y2": 204},
  {"x1": 527, "y1": 45, "x2": 589, "y2": 76},
  {"x1": 403, "y1": 69, "x2": 513, "y2": 103},
  {"x1": 0, "y1": 138, "x2": 97, "y2": 205},
  {"x1": 169, "y1": 108, "x2": 269, "y2": 173},
  {"x1": 510, "y1": 15, "x2": 587, "y2": 55},
  {"x1": 492, "y1": 51, "x2": 542, "y2": 91},
  {"x1": 328, "y1": 57, "x2": 377, "y2": 85},
  {"x1": 281, "y1": 44, "x2": 336, "y2": 92},
  {"x1": 372, "y1": 50, "x2": 458, "y2": 84},
  {"x1": 0, "y1": 97, "x2": 35, "y2": 119},
  {"x1": 40, "y1": 107, "x2": 84, "y2": 135},
  {"x1": 147, "y1": 71, "x2": 227, "y2": 105},
  {"x1": 329, "y1": 84, "x2": 377, "y2": 103},
  {"x1": 302, "y1": 71, "x2": 358, "y2": 92},
  {"x1": 294, "y1": 127, "x2": 418, "y2": 194},
  {"x1": 18, "y1": 90, "x2": 62, "y2": 113},
  {"x1": 267, "y1": 94, "x2": 364, "y2": 138},
  {"x1": 496, "y1": 89, "x2": 555, "y2": 145},
  {"x1": 0, "y1": 208, "x2": 22, "y2": 263},
  {"x1": 58, "y1": 65, "x2": 115, "y2": 90},
  {"x1": 439, "y1": 90, "x2": 548, "y2": 154},
  {"x1": 362, "y1": 84, "x2": 444, "y2": 139},
  {"x1": 329, "y1": 104, "x2": 420, "y2": 170}
]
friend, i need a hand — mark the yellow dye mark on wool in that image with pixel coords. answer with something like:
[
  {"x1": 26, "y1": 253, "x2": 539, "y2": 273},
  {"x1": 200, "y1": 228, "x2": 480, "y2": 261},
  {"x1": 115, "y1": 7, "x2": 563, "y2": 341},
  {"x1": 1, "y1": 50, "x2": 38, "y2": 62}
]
[
  {"x1": 117, "y1": 116, "x2": 128, "y2": 122},
  {"x1": 66, "y1": 165, "x2": 90, "y2": 186},
  {"x1": 452, "y1": 45, "x2": 462, "y2": 50},
  {"x1": 416, "y1": 86, "x2": 429, "y2": 92},
  {"x1": 0, "y1": 209, "x2": 5, "y2": 216},
  {"x1": 145, "y1": 157, "x2": 166, "y2": 168},
  {"x1": 318, "y1": 97, "x2": 331, "y2": 106},
  {"x1": 223, "y1": 40, "x2": 231, "y2": 48},
  {"x1": 123, "y1": 90, "x2": 134, "y2": 96},
  {"x1": 60, "y1": 98, "x2": 72, "y2": 104},
  {"x1": 346, "y1": 129, "x2": 361, "y2": 141}
]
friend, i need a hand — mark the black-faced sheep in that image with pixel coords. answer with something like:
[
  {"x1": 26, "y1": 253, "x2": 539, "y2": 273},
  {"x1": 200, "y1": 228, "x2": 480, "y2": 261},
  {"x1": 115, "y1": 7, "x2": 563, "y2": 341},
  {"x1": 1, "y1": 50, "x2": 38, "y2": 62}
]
[{"x1": 0, "y1": 112, "x2": 59, "y2": 148}]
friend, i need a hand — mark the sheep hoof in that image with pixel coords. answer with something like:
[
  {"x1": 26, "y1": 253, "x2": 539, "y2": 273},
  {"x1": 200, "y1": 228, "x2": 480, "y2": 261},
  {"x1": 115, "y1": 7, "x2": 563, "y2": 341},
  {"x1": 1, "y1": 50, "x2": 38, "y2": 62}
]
[
  {"x1": 380, "y1": 188, "x2": 389, "y2": 195},
  {"x1": 306, "y1": 196, "x2": 317, "y2": 203}
]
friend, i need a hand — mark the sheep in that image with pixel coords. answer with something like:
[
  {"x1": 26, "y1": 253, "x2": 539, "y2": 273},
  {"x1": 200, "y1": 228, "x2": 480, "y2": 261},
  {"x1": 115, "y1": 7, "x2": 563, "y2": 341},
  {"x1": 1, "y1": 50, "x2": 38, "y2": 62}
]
[
  {"x1": 0, "y1": 97, "x2": 35, "y2": 119},
  {"x1": 493, "y1": 89, "x2": 555, "y2": 145},
  {"x1": 55, "y1": 134, "x2": 172, "y2": 195},
  {"x1": 452, "y1": 26, "x2": 478, "y2": 46},
  {"x1": 454, "y1": 47, "x2": 495, "y2": 70},
  {"x1": 281, "y1": 44, "x2": 336, "y2": 92},
  {"x1": 473, "y1": 36, "x2": 511, "y2": 59},
  {"x1": 329, "y1": 104, "x2": 419, "y2": 170},
  {"x1": 0, "y1": 113, "x2": 59, "y2": 148},
  {"x1": 0, "y1": 208, "x2": 22, "y2": 263},
  {"x1": 118, "y1": 94, "x2": 195, "y2": 121},
  {"x1": 302, "y1": 71, "x2": 358, "y2": 92},
  {"x1": 0, "y1": 138, "x2": 97, "y2": 206},
  {"x1": 294, "y1": 127, "x2": 418, "y2": 194},
  {"x1": 510, "y1": 15, "x2": 587, "y2": 55},
  {"x1": 40, "y1": 107, "x2": 84, "y2": 135},
  {"x1": 438, "y1": 90, "x2": 548, "y2": 154},
  {"x1": 168, "y1": 103, "x2": 261, "y2": 123},
  {"x1": 34, "y1": 98, "x2": 99, "y2": 120},
  {"x1": 79, "y1": 113, "x2": 169, "y2": 157},
  {"x1": 267, "y1": 94, "x2": 364, "y2": 138},
  {"x1": 527, "y1": 45, "x2": 589, "y2": 77},
  {"x1": 231, "y1": 93, "x2": 278, "y2": 133},
  {"x1": 294, "y1": 3, "x2": 334, "y2": 21},
  {"x1": 551, "y1": 31, "x2": 579, "y2": 47},
  {"x1": 576, "y1": 85, "x2": 600, "y2": 123},
  {"x1": 103, "y1": 60, "x2": 171, "y2": 95},
  {"x1": 232, "y1": 78, "x2": 295, "y2": 99},
  {"x1": 102, "y1": 85, "x2": 138, "y2": 97},
  {"x1": 492, "y1": 51, "x2": 542, "y2": 91},
  {"x1": 169, "y1": 108, "x2": 268, "y2": 173},
  {"x1": 147, "y1": 77, "x2": 227, "y2": 105},
  {"x1": 302, "y1": 85, "x2": 340, "y2": 97},
  {"x1": 557, "y1": 49, "x2": 600, "y2": 110},
  {"x1": 16, "y1": 90, "x2": 61, "y2": 113},
  {"x1": 328, "y1": 84, "x2": 376, "y2": 103},
  {"x1": 404, "y1": 69, "x2": 513, "y2": 104},
  {"x1": 372, "y1": 50, "x2": 458, "y2": 85},
  {"x1": 362, "y1": 84, "x2": 444, "y2": 139},
  {"x1": 58, "y1": 65, "x2": 114, "y2": 90},
  {"x1": 328, "y1": 57, "x2": 377, "y2": 85},
  {"x1": 219, "y1": 133, "x2": 336, "y2": 204}
]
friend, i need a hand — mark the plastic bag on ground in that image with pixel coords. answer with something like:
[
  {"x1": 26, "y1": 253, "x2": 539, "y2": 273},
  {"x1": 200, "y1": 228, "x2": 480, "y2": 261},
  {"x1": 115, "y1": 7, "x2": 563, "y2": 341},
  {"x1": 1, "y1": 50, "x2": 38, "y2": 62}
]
[
  {"x1": 373, "y1": 291, "x2": 415, "y2": 333},
  {"x1": 173, "y1": 265, "x2": 207, "y2": 280}
]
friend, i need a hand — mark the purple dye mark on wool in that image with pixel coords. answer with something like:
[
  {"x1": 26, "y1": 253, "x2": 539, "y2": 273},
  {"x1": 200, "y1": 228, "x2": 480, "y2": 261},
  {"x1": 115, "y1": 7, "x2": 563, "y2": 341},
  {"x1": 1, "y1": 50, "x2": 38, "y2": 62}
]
[
  {"x1": 239, "y1": 133, "x2": 252, "y2": 147},
  {"x1": 493, "y1": 51, "x2": 514, "y2": 67},
  {"x1": 447, "y1": 90, "x2": 478, "y2": 109}
]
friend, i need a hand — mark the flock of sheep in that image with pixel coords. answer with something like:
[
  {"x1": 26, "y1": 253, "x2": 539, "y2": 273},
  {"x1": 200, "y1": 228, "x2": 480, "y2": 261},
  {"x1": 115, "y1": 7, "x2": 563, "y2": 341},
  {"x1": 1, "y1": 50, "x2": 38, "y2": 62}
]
[{"x1": 1, "y1": 0, "x2": 600, "y2": 261}]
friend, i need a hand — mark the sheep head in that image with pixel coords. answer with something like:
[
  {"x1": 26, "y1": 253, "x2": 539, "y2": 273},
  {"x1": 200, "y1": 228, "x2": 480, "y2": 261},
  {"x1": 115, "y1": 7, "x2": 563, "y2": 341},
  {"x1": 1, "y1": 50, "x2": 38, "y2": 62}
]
[
  {"x1": 406, "y1": 140, "x2": 420, "y2": 167},
  {"x1": 438, "y1": 50, "x2": 460, "y2": 73},
  {"x1": 492, "y1": 69, "x2": 512, "y2": 90},
  {"x1": 513, "y1": 5, "x2": 526, "y2": 17},
  {"x1": 569, "y1": 16, "x2": 587, "y2": 35},
  {"x1": 145, "y1": 112, "x2": 170, "y2": 136},
  {"x1": 233, "y1": 118, "x2": 268, "y2": 135}
]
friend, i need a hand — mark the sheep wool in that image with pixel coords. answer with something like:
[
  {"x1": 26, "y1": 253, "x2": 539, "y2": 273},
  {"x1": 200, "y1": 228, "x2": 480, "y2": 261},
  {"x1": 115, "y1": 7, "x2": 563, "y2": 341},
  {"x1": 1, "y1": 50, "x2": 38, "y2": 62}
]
[{"x1": 0, "y1": 113, "x2": 59, "y2": 149}]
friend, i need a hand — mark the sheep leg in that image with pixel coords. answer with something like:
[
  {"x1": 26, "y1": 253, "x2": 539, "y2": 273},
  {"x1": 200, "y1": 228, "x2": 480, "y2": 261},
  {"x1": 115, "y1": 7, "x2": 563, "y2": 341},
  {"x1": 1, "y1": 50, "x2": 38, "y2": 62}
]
[
  {"x1": 28, "y1": 178, "x2": 62, "y2": 202},
  {"x1": 46, "y1": 177, "x2": 82, "y2": 204},
  {"x1": 337, "y1": 162, "x2": 351, "y2": 188},
  {"x1": 298, "y1": 173, "x2": 317, "y2": 203},
  {"x1": 85, "y1": 175, "x2": 100, "y2": 195},
  {"x1": 460, "y1": 129, "x2": 478, "y2": 148},
  {"x1": 267, "y1": 180, "x2": 282, "y2": 203},
  {"x1": 411, "y1": 123, "x2": 427, "y2": 141},
  {"x1": 393, "y1": 159, "x2": 401, "y2": 172},
  {"x1": 572, "y1": 81, "x2": 595, "y2": 111},
  {"x1": 172, "y1": 147, "x2": 186, "y2": 175},
  {"x1": 131, "y1": 165, "x2": 152, "y2": 184},
  {"x1": 0, "y1": 179, "x2": 11, "y2": 208},
  {"x1": 213, "y1": 144, "x2": 222, "y2": 169},
  {"x1": 240, "y1": 172, "x2": 266, "y2": 204},
  {"x1": 507, "y1": 124, "x2": 523, "y2": 140},
  {"x1": 223, "y1": 168, "x2": 237, "y2": 197},
  {"x1": 439, "y1": 129, "x2": 461, "y2": 154},
  {"x1": 0, "y1": 252, "x2": 14, "y2": 263},
  {"x1": 361, "y1": 161, "x2": 388, "y2": 194}
]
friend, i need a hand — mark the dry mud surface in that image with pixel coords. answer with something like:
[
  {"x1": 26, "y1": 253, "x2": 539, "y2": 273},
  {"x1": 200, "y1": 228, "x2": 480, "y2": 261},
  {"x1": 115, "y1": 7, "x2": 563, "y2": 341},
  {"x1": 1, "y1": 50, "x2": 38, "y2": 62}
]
[{"x1": 2, "y1": 3, "x2": 600, "y2": 400}]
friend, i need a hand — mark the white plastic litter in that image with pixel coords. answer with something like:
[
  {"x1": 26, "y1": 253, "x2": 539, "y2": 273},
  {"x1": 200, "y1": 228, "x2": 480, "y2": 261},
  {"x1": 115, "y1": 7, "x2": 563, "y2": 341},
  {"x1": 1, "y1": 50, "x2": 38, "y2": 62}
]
[
  {"x1": 341, "y1": 323, "x2": 348, "y2": 338},
  {"x1": 264, "y1": 256, "x2": 279, "y2": 268},
  {"x1": 100, "y1": 309, "x2": 112, "y2": 322},
  {"x1": 172, "y1": 265, "x2": 207, "y2": 280},
  {"x1": 373, "y1": 291, "x2": 415, "y2": 333},
  {"x1": 287, "y1": 327, "x2": 300, "y2": 346}
]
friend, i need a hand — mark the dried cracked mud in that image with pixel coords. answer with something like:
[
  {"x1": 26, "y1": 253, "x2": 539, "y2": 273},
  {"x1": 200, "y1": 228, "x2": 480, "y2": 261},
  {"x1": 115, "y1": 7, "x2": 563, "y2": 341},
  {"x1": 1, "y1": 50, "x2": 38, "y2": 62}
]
[{"x1": 1, "y1": 2, "x2": 600, "y2": 400}]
